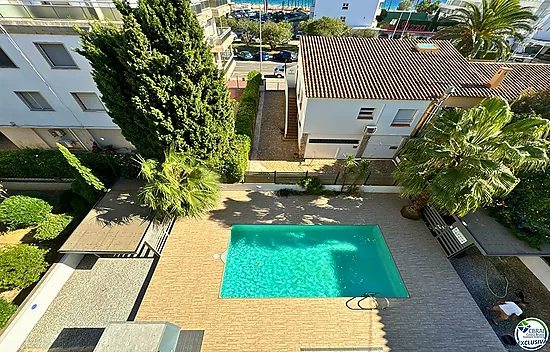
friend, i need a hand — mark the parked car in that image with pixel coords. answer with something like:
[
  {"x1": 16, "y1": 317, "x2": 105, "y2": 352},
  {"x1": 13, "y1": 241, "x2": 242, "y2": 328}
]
[
  {"x1": 273, "y1": 50, "x2": 297, "y2": 62},
  {"x1": 237, "y1": 51, "x2": 254, "y2": 60},
  {"x1": 274, "y1": 65, "x2": 285, "y2": 78},
  {"x1": 253, "y1": 51, "x2": 271, "y2": 61}
]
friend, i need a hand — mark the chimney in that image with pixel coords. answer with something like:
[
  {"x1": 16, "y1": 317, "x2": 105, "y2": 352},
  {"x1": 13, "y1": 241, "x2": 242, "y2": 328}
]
[{"x1": 487, "y1": 67, "x2": 512, "y2": 89}]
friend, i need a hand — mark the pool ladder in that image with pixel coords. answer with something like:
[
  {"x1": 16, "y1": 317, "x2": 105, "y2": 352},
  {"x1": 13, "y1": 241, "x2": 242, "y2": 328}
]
[{"x1": 346, "y1": 292, "x2": 390, "y2": 311}]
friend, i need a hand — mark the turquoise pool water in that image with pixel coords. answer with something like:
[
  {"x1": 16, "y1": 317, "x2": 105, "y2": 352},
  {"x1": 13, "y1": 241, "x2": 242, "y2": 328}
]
[{"x1": 220, "y1": 225, "x2": 408, "y2": 298}]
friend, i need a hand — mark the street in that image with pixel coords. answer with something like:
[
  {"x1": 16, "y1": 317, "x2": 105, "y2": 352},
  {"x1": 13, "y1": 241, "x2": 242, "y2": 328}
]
[{"x1": 231, "y1": 60, "x2": 297, "y2": 79}]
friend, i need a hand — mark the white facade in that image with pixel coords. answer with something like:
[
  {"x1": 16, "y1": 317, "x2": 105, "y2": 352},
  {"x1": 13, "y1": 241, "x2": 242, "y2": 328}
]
[
  {"x1": 310, "y1": 0, "x2": 384, "y2": 28},
  {"x1": 440, "y1": 0, "x2": 547, "y2": 15},
  {"x1": 0, "y1": 0, "x2": 233, "y2": 150},
  {"x1": 0, "y1": 33, "x2": 132, "y2": 150},
  {"x1": 294, "y1": 63, "x2": 430, "y2": 159}
]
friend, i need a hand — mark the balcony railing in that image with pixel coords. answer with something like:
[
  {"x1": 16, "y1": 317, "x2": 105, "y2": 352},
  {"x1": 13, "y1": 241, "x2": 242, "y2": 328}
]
[
  {"x1": 207, "y1": 26, "x2": 231, "y2": 47},
  {"x1": 207, "y1": 0, "x2": 229, "y2": 7},
  {"x1": 0, "y1": 0, "x2": 120, "y2": 21},
  {"x1": 0, "y1": 0, "x2": 228, "y2": 20}
]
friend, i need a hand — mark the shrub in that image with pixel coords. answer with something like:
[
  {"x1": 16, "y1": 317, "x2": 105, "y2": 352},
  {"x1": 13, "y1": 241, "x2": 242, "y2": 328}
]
[
  {"x1": 71, "y1": 176, "x2": 103, "y2": 204},
  {"x1": 0, "y1": 244, "x2": 48, "y2": 290},
  {"x1": 0, "y1": 299, "x2": 17, "y2": 329},
  {"x1": 276, "y1": 188, "x2": 302, "y2": 197},
  {"x1": 0, "y1": 149, "x2": 138, "y2": 181},
  {"x1": 0, "y1": 196, "x2": 52, "y2": 231},
  {"x1": 491, "y1": 171, "x2": 550, "y2": 248},
  {"x1": 235, "y1": 71, "x2": 261, "y2": 139},
  {"x1": 298, "y1": 177, "x2": 325, "y2": 195},
  {"x1": 223, "y1": 135, "x2": 251, "y2": 183},
  {"x1": 33, "y1": 213, "x2": 74, "y2": 241}
]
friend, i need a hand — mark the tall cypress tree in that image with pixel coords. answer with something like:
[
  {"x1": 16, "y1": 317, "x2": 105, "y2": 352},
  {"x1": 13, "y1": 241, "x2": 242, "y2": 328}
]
[{"x1": 76, "y1": 0, "x2": 239, "y2": 171}]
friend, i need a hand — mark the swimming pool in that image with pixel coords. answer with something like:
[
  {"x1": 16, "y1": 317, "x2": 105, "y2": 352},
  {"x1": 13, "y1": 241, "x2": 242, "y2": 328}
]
[{"x1": 220, "y1": 225, "x2": 408, "y2": 298}]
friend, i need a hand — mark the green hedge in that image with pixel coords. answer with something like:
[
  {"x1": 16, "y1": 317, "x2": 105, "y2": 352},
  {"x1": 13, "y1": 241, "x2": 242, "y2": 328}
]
[
  {"x1": 224, "y1": 135, "x2": 251, "y2": 183},
  {"x1": 0, "y1": 196, "x2": 52, "y2": 231},
  {"x1": 0, "y1": 149, "x2": 139, "y2": 180},
  {"x1": 491, "y1": 171, "x2": 550, "y2": 248},
  {"x1": 33, "y1": 213, "x2": 74, "y2": 241},
  {"x1": 0, "y1": 244, "x2": 48, "y2": 290},
  {"x1": 0, "y1": 299, "x2": 17, "y2": 329},
  {"x1": 235, "y1": 71, "x2": 261, "y2": 139}
]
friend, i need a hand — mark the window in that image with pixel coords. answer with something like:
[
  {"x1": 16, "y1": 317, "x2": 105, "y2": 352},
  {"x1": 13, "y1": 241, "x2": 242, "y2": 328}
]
[
  {"x1": 309, "y1": 139, "x2": 359, "y2": 144},
  {"x1": 35, "y1": 43, "x2": 77, "y2": 68},
  {"x1": 357, "y1": 107, "x2": 375, "y2": 120},
  {"x1": 0, "y1": 47, "x2": 17, "y2": 68},
  {"x1": 71, "y1": 92, "x2": 105, "y2": 111},
  {"x1": 342, "y1": 2, "x2": 349, "y2": 10},
  {"x1": 340, "y1": 16, "x2": 346, "y2": 21},
  {"x1": 15, "y1": 92, "x2": 54, "y2": 111},
  {"x1": 391, "y1": 109, "x2": 417, "y2": 126}
]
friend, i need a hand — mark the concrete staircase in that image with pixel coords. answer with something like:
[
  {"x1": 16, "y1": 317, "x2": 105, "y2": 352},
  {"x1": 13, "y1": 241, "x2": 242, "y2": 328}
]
[{"x1": 285, "y1": 90, "x2": 298, "y2": 140}]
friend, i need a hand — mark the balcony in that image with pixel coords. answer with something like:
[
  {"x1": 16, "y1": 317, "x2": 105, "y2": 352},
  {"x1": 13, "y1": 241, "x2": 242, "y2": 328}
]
[
  {"x1": 0, "y1": 2, "x2": 122, "y2": 21},
  {"x1": 190, "y1": 0, "x2": 228, "y2": 16},
  {"x1": 208, "y1": 0, "x2": 230, "y2": 17},
  {"x1": 0, "y1": 0, "x2": 229, "y2": 22},
  {"x1": 208, "y1": 26, "x2": 233, "y2": 53}
]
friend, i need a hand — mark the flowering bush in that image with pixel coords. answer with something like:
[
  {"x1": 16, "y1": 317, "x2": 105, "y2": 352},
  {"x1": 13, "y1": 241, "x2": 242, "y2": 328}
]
[{"x1": 491, "y1": 171, "x2": 550, "y2": 248}]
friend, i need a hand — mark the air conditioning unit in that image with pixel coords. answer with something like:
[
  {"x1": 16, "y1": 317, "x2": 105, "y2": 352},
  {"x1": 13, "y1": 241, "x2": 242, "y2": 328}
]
[
  {"x1": 364, "y1": 126, "x2": 377, "y2": 134},
  {"x1": 48, "y1": 129, "x2": 66, "y2": 138},
  {"x1": 58, "y1": 139, "x2": 76, "y2": 148}
]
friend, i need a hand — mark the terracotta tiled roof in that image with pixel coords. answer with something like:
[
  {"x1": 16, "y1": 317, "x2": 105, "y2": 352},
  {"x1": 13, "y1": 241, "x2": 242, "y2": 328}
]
[
  {"x1": 469, "y1": 61, "x2": 550, "y2": 101},
  {"x1": 299, "y1": 36, "x2": 550, "y2": 101}
]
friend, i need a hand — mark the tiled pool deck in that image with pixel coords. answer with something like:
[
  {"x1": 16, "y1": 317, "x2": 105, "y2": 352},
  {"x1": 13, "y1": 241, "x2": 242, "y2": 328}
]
[{"x1": 137, "y1": 192, "x2": 505, "y2": 352}]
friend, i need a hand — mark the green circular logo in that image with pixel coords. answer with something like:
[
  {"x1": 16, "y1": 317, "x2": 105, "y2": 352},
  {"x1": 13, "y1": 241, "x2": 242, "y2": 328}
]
[{"x1": 515, "y1": 318, "x2": 548, "y2": 351}]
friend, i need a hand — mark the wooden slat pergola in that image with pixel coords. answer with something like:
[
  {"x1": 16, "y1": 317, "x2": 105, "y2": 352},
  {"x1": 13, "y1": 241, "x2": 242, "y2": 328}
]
[{"x1": 59, "y1": 179, "x2": 171, "y2": 257}]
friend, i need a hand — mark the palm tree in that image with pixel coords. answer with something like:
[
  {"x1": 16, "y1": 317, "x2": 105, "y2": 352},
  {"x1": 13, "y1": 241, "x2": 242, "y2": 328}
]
[
  {"x1": 138, "y1": 146, "x2": 220, "y2": 223},
  {"x1": 434, "y1": 0, "x2": 535, "y2": 60},
  {"x1": 395, "y1": 97, "x2": 550, "y2": 220},
  {"x1": 340, "y1": 154, "x2": 358, "y2": 192}
]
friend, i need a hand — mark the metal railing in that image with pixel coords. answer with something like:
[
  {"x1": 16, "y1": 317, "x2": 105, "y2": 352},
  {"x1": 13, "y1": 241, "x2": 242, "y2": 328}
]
[
  {"x1": 207, "y1": 0, "x2": 229, "y2": 8},
  {"x1": 0, "y1": 0, "x2": 228, "y2": 20},
  {"x1": 0, "y1": 3, "x2": 121, "y2": 20},
  {"x1": 243, "y1": 170, "x2": 396, "y2": 186}
]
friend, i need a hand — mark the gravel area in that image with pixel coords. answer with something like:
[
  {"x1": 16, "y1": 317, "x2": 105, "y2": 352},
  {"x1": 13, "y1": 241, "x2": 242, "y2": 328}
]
[
  {"x1": 450, "y1": 247, "x2": 550, "y2": 351},
  {"x1": 21, "y1": 256, "x2": 154, "y2": 352}
]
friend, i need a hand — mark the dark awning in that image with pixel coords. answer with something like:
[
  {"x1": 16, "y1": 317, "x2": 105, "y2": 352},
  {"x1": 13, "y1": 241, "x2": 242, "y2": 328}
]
[{"x1": 460, "y1": 208, "x2": 550, "y2": 256}]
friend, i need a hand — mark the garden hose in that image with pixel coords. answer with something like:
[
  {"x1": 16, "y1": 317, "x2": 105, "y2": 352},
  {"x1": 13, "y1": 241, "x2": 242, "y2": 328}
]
[{"x1": 484, "y1": 256, "x2": 509, "y2": 299}]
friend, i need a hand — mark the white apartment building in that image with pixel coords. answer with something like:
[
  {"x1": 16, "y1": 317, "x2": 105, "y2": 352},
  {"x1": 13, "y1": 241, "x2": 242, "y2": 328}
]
[
  {"x1": 440, "y1": 0, "x2": 547, "y2": 15},
  {"x1": 286, "y1": 36, "x2": 550, "y2": 159},
  {"x1": 0, "y1": 0, "x2": 233, "y2": 151},
  {"x1": 309, "y1": 0, "x2": 384, "y2": 28}
]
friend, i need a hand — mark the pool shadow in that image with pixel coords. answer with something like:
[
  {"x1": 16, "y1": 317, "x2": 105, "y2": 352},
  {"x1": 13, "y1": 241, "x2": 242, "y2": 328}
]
[{"x1": 210, "y1": 191, "x2": 366, "y2": 228}]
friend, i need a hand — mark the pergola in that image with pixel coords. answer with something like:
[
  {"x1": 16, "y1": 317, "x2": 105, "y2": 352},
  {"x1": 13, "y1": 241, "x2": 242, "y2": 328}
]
[{"x1": 59, "y1": 179, "x2": 172, "y2": 257}]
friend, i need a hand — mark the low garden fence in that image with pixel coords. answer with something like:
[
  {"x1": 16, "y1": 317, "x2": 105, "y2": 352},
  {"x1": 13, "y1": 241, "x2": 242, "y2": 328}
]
[{"x1": 243, "y1": 170, "x2": 396, "y2": 186}]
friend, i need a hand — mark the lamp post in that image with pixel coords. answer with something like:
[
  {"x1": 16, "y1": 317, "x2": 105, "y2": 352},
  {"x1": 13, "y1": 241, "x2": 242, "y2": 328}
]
[{"x1": 259, "y1": 0, "x2": 263, "y2": 77}]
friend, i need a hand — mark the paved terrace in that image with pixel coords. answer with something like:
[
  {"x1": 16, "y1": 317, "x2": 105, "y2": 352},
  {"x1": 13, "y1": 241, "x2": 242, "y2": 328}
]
[{"x1": 137, "y1": 191, "x2": 505, "y2": 352}]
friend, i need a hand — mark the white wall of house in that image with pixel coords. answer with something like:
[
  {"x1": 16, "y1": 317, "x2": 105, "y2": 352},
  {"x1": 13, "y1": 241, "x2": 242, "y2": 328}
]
[
  {"x1": 310, "y1": 0, "x2": 383, "y2": 28},
  {"x1": 0, "y1": 33, "x2": 134, "y2": 149},
  {"x1": 299, "y1": 97, "x2": 431, "y2": 159},
  {"x1": 0, "y1": 34, "x2": 116, "y2": 129}
]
